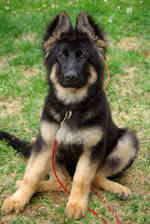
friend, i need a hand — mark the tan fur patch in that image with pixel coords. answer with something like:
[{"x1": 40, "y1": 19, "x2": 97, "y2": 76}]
[
  {"x1": 25, "y1": 145, "x2": 51, "y2": 178},
  {"x1": 43, "y1": 37, "x2": 56, "y2": 59},
  {"x1": 49, "y1": 107, "x2": 61, "y2": 122},
  {"x1": 54, "y1": 85, "x2": 88, "y2": 105},
  {"x1": 37, "y1": 163, "x2": 71, "y2": 192},
  {"x1": 100, "y1": 133, "x2": 136, "y2": 177},
  {"x1": 40, "y1": 120, "x2": 58, "y2": 143},
  {"x1": 56, "y1": 124, "x2": 103, "y2": 147},
  {"x1": 43, "y1": 37, "x2": 56, "y2": 50},
  {"x1": 93, "y1": 173, "x2": 131, "y2": 198},
  {"x1": 50, "y1": 64, "x2": 97, "y2": 105},
  {"x1": 83, "y1": 110, "x2": 95, "y2": 122},
  {"x1": 97, "y1": 39, "x2": 106, "y2": 48},
  {"x1": 37, "y1": 179, "x2": 62, "y2": 192},
  {"x1": 96, "y1": 41, "x2": 106, "y2": 62}
]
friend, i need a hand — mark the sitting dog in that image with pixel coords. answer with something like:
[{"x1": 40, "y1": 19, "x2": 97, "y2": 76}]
[{"x1": 0, "y1": 11, "x2": 138, "y2": 219}]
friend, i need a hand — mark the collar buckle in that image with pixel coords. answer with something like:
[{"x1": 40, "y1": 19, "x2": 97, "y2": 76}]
[{"x1": 61, "y1": 111, "x2": 72, "y2": 126}]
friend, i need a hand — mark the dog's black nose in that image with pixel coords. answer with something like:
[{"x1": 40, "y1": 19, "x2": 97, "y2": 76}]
[{"x1": 65, "y1": 71, "x2": 77, "y2": 81}]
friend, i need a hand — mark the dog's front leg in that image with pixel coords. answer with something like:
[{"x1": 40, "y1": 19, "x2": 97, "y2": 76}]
[
  {"x1": 65, "y1": 152, "x2": 98, "y2": 219},
  {"x1": 2, "y1": 121, "x2": 58, "y2": 214}
]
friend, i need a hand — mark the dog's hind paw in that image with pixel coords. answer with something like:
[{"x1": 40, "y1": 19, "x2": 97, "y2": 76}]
[
  {"x1": 2, "y1": 197, "x2": 25, "y2": 214},
  {"x1": 116, "y1": 186, "x2": 131, "y2": 200},
  {"x1": 65, "y1": 202, "x2": 87, "y2": 219}
]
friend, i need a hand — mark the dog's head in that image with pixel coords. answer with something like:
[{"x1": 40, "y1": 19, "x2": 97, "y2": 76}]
[{"x1": 43, "y1": 12, "x2": 106, "y2": 103}]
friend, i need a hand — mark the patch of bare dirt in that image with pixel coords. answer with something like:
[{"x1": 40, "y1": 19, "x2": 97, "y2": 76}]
[
  {"x1": 110, "y1": 67, "x2": 137, "y2": 100},
  {"x1": 0, "y1": 54, "x2": 19, "y2": 73},
  {"x1": 15, "y1": 33, "x2": 37, "y2": 44},
  {"x1": 17, "y1": 66, "x2": 42, "y2": 86},
  {"x1": 0, "y1": 98, "x2": 22, "y2": 117},
  {"x1": 123, "y1": 67, "x2": 136, "y2": 77},
  {"x1": 0, "y1": 57, "x2": 8, "y2": 73},
  {"x1": 22, "y1": 65, "x2": 41, "y2": 77},
  {"x1": 121, "y1": 67, "x2": 136, "y2": 95},
  {"x1": 117, "y1": 37, "x2": 141, "y2": 51}
]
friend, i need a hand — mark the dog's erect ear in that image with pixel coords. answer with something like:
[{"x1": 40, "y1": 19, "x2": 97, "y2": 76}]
[
  {"x1": 76, "y1": 12, "x2": 106, "y2": 55},
  {"x1": 43, "y1": 11, "x2": 72, "y2": 59},
  {"x1": 76, "y1": 12, "x2": 96, "y2": 40},
  {"x1": 50, "y1": 11, "x2": 71, "y2": 39}
]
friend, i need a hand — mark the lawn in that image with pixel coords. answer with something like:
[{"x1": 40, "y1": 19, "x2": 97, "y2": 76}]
[{"x1": 0, "y1": 0, "x2": 150, "y2": 223}]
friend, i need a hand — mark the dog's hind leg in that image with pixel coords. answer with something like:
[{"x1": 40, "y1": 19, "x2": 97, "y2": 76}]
[
  {"x1": 36, "y1": 163, "x2": 72, "y2": 192},
  {"x1": 93, "y1": 131, "x2": 139, "y2": 199},
  {"x1": 16, "y1": 163, "x2": 72, "y2": 192},
  {"x1": 2, "y1": 121, "x2": 58, "y2": 214},
  {"x1": 93, "y1": 173, "x2": 131, "y2": 199}
]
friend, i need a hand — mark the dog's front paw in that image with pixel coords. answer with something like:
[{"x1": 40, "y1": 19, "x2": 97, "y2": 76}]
[
  {"x1": 2, "y1": 196, "x2": 25, "y2": 214},
  {"x1": 65, "y1": 201, "x2": 87, "y2": 219}
]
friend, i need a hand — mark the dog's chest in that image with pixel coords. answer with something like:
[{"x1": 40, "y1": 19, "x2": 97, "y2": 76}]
[
  {"x1": 55, "y1": 110, "x2": 102, "y2": 147},
  {"x1": 56, "y1": 110, "x2": 81, "y2": 145},
  {"x1": 55, "y1": 118, "x2": 83, "y2": 177},
  {"x1": 56, "y1": 123, "x2": 81, "y2": 145}
]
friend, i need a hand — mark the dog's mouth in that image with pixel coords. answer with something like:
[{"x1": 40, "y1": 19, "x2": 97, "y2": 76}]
[
  {"x1": 56, "y1": 70, "x2": 87, "y2": 89},
  {"x1": 60, "y1": 79, "x2": 85, "y2": 89}
]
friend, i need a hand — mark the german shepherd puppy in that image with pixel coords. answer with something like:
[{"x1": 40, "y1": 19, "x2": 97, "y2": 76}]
[{"x1": 1, "y1": 12, "x2": 138, "y2": 219}]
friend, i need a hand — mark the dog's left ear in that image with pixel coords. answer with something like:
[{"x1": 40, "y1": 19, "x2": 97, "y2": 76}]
[
  {"x1": 76, "y1": 12, "x2": 106, "y2": 55},
  {"x1": 43, "y1": 11, "x2": 72, "y2": 60}
]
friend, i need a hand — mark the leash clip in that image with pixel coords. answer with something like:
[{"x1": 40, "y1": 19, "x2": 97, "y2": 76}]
[{"x1": 61, "y1": 111, "x2": 72, "y2": 126}]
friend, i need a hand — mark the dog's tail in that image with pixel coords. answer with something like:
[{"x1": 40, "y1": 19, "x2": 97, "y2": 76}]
[{"x1": 0, "y1": 131, "x2": 32, "y2": 157}]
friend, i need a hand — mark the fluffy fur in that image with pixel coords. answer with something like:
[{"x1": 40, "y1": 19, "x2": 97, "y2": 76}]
[{"x1": 0, "y1": 12, "x2": 138, "y2": 219}]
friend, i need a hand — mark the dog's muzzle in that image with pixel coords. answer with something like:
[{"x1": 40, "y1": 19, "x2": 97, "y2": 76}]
[{"x1": 64, "y1": 71, "x2": 77, "y2": 81}]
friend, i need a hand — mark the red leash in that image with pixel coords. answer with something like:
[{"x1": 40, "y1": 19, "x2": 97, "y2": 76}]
[
  {"x1": 104, "y1": 63, "x2": 110, "y2": 89},
  {"x1": 143, "y1": 49, "x2": 150, "y2": 55}
]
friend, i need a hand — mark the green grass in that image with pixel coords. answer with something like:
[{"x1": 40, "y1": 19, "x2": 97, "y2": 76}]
[{"x1": 0, "y1": 0, "x2": 150, "y2": 223}]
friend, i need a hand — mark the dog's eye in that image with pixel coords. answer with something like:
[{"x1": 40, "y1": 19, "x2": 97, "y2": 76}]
[
  {"x1": 63, "y1": 49, "x2": 69, "y2": 57},
  {"x1": 60, "y1": 49, "x2": 69, "y2": 59},
  {"x1": 76, "y1": 50, "x2": 85, "y2": 59}
]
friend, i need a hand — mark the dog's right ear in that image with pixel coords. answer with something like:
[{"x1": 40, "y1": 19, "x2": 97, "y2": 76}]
[
  {"x1": 43, "y1": 11, "x2": 72, "y2": 59},
  {"x1": 76, "y1": 12, "x2": 106, "y2": 57}
]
